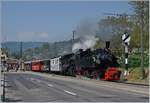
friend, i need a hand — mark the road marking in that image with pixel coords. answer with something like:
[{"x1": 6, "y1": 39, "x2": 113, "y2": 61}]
[
  {"x1": 30, "y1": 78, "x2": 41, "y2": 83},
  {"x1": 36, "y1": 80, "x2": 41, "y2": 82},
  {"x1": 47, "y1": 84, "x2": 53, "y2": 87},
  {"x1": 64, "y1": 90, "x2": 77, "y2": 96},
  {"x1": 30, "y1": 78, "x2": 36, "y2": 81}
]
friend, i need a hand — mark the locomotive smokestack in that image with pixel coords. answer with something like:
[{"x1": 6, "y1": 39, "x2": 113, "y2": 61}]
[{"x1": 106, "y1": 41, "x2": 110, "y2": 49}]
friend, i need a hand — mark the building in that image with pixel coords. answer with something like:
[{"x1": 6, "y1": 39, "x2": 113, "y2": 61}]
[{"x1": 0, "y1": 48, "x2": 8, "y2": 63}]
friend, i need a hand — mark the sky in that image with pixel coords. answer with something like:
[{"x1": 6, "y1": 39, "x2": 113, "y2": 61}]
[{"x1": 1, "y1": 1, "x2": 133, "y2": 43}]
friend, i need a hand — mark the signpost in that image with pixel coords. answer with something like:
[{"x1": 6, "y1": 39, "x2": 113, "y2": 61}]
[{"x1": 122, "y1": 32, "x2": 130, "y2": 80}]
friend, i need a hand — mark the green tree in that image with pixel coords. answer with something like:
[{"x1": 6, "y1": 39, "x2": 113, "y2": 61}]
[
  {"x1": 11, "y1": 52, "x2": 20, "y2": 59},
  {"x1": 97, "y1": 15, "x2": 132, "y2": 51},
  {"x1": 129, "y1": 1, "x2": 149, "y2": 50},
  {"x1": 94, "y1": 37, "x2": 102, "y2": 49},
  {"x1": 23, "y1": 48, "x2": 33, "y2": 60}
]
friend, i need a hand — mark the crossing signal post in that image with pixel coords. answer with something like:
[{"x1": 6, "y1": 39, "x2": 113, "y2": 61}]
[{"x1": 122, "y1": 32, "x2": 130, "y2": 80}]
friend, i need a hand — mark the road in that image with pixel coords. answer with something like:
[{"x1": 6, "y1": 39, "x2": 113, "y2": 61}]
[{"x1": 4, "y1": 72, "x2": 149, "y2": 102}]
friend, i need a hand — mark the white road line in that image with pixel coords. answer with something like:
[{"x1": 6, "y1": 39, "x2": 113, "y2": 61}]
[
  {"x1": 64, "y1": 90, "x2": 77, "y2": 96},
  {"x1": 30, "y1": 78, "x2": 41, "y2": 83},
  {"x1": 30, "y1": 78, "x2": 36, "y2": 81},
  {"x1": 47, "y1": 84, "x2": 53, "y2": 87},
  {"x1": 36, "y1": 80, "x2": 41, "y2": 82}
]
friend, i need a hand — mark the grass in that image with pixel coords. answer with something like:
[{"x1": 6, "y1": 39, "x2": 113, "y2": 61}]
[{"x1": 118, "y1": 67, "x2": 149, "y2": 84}]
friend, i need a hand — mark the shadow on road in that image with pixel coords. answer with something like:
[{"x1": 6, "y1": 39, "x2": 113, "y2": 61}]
[
  {"x1": 5, "y1": 85, "x2": 12, "y2": 88},
  {"x1": 5, "y1": 98, "x2": 22, "y2": 102},
  {"x1": 139, "y1": 97, "x2": 149, "y2": 100}
]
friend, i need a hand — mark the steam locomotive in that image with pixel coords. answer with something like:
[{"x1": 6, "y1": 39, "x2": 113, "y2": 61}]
[{"x1": 24, "y1": 41, "x2": 121, "y2": 81}]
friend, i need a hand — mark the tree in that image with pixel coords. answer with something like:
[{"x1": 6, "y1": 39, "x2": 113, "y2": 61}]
[
  {"x1": 129, "y1": 1, "x2": 149, "y2": 50},
  {"x1": 11, "y1": 52, "x2": 20, "y2": 59},
  {"x1": 23, "y1": 48, "x2": 33, "y2": 60},
  {"x1": 94, "y1": 37, "x2": 102, "y2": 49},
  {"x1": 97, "y1": 15, "x2": 132, "y2": 51}
]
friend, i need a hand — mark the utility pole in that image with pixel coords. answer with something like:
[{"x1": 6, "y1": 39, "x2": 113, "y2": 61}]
[
  {"x1": 54, "y1": 42, "x2": 57, "y2": 57},
  {"x1": 72, "y1": 30, "x2": 75, "y2": 45},
  {"x1": 20, "y1": 42, "x2": 23, "y2": 70},
  {"x1": 1, "y1": 73, "x2": 5, "y2": 102},
  {"x1": 140, "y1": 1, "x2": 145, "y2": 79},
  {"x1": 20, "y1": 42, "x2": 23, "y2": 59}
]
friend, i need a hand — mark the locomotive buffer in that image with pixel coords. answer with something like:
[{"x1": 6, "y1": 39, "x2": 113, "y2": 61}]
[{"x1": 122, "y1": 32, "x2": 130, "y2": 79}]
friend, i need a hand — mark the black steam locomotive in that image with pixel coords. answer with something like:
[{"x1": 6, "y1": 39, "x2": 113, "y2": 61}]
[
  {"x1": 61, "y1": 41, "x2": 120, "y2": 80},
  {"x1": 25, "y1": 41, "x2": 121, "y2": 81}
]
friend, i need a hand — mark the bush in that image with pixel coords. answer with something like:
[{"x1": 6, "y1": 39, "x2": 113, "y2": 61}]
[
  {"x1": 117, "y1": 53, "x2": 149, "y2": 68},
  {"x1": 128, "y1": 53, "x2": 149, "y2": 68}
]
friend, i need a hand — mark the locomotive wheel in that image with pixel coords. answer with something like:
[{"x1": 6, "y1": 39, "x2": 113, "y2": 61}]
[
  {"x1": 92, "y1": 71, "x2": 99, "y2": 79},
  {"x1": 83, "y1": 71, "x2": 88, "y2": 77},
  {"x1": 72, "y1": 70, "x2": 76, "y2": 77},
  {"x1": 95, "y1": 72, "x2": 98, "y2": 79}
]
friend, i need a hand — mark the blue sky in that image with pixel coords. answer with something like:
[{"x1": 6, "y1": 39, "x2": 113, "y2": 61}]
[{"x1": 2, "y1": 1, "x2": 133, "y2": 42}]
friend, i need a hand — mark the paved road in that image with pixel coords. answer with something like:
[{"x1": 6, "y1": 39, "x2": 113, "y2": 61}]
[{"x1": 4, "y1": 72, "x2": 149, "y2": 102}]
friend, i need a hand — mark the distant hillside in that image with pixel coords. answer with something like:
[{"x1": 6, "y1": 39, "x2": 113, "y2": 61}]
[
  {"x1": 1, "y1": 39, "x2": 77, "y2": 58},
  {"x1": 1, "y1": 39, "x2": 82, "y2": 60},
  {"x1": 1, "y1": 41, "x2": 46, "y2": 53}
]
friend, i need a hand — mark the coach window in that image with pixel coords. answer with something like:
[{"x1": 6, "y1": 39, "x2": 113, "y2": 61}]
[
  {"x1": 56, "y1": 59, "x2": 59, "y2": 64},
  {"x1": 52, "y1": 60, "x2": 55, "y2": 64}
]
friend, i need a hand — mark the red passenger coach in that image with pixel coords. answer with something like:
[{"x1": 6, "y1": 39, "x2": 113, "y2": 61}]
[{"x1": 31, "y1": 60, "x2": 42, "y2": 71}]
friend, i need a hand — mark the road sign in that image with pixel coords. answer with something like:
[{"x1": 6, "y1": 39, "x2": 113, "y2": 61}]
[
  {"x1": 122, "y1": 32, "x2": 131, "y2": 80},
  {"x1": 122, "y1": 33, "x2": 130, "y2": 45}
]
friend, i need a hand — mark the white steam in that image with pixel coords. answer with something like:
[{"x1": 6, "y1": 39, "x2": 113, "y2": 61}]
[
  {"x1": 72, "y1": 18, "x2": 100, "y2": 52},
  {"x1": 72, "y1": 35, "x2": 99, "y2": 52}
]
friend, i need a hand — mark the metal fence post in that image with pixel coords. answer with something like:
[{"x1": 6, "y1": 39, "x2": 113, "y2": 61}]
[{"x1": 1, "y1": 73, "x2": 5, "y2": 102}]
